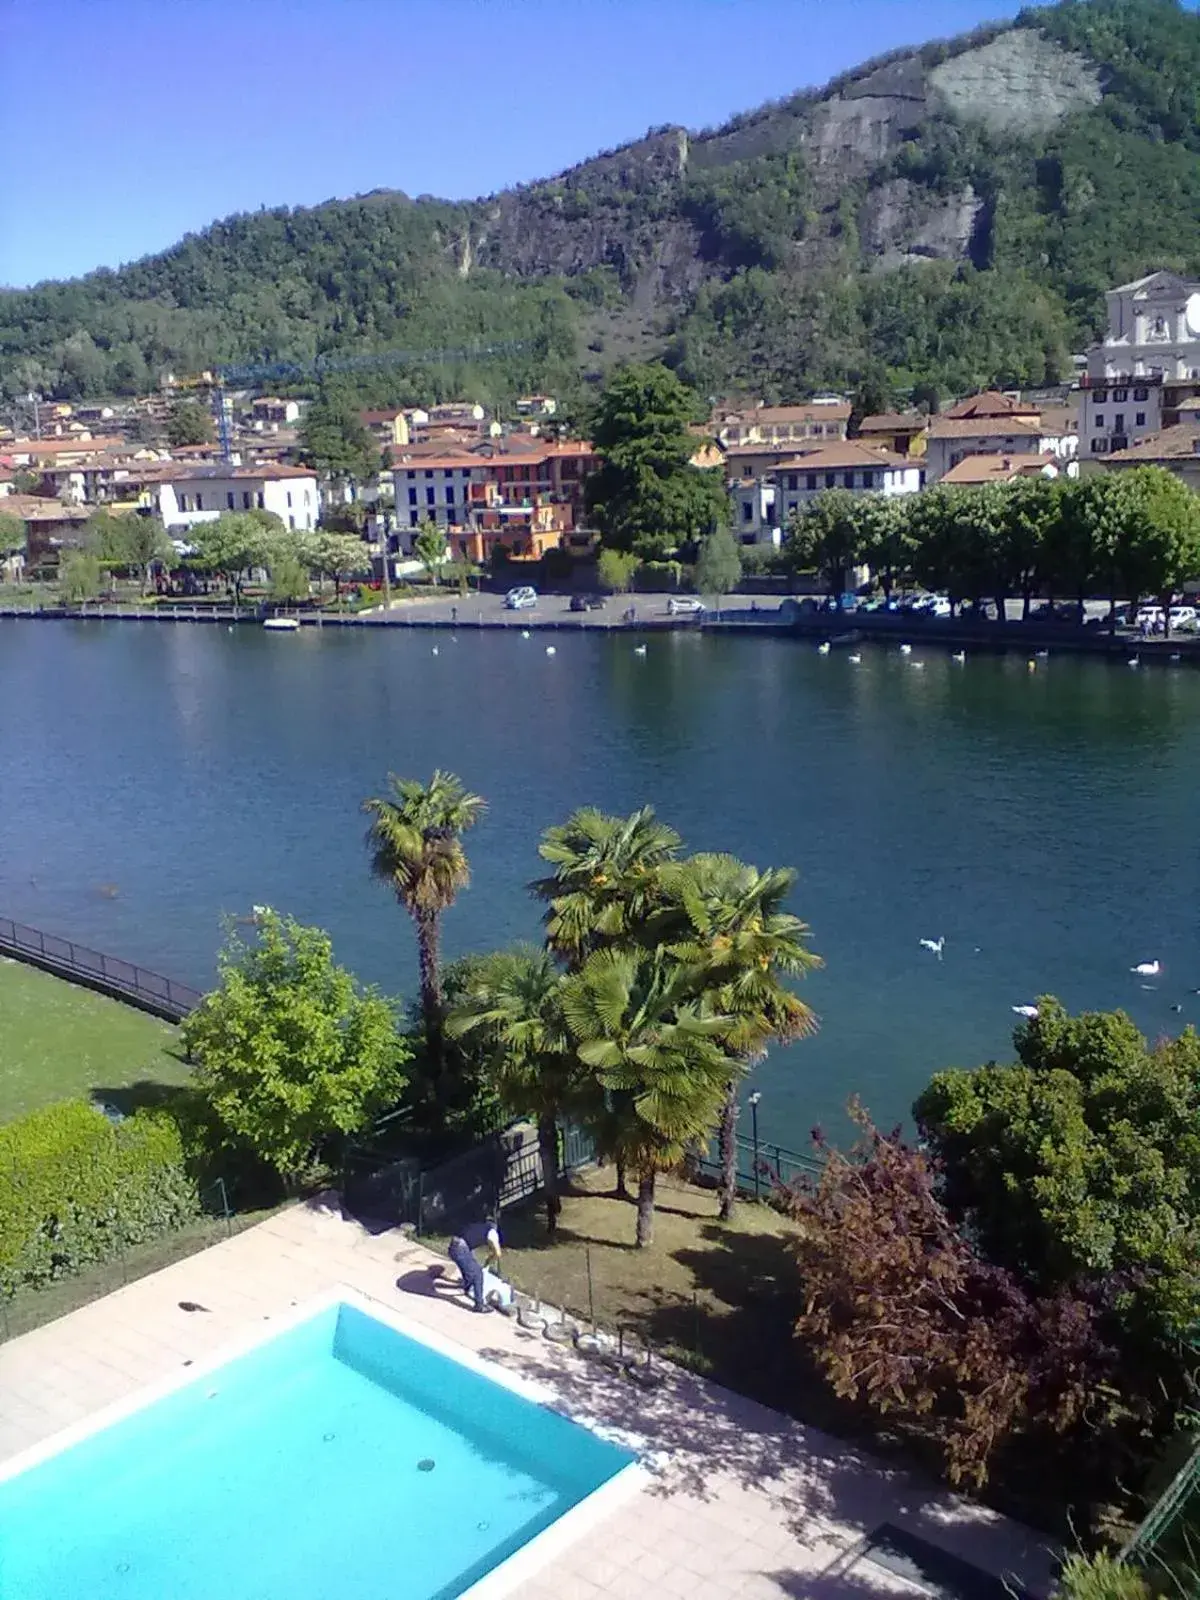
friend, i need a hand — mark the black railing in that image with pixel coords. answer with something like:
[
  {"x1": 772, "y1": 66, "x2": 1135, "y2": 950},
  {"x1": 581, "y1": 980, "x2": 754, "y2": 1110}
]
[{"x1": 0, "y1": 916, "x2": 203, "y2": 1022}]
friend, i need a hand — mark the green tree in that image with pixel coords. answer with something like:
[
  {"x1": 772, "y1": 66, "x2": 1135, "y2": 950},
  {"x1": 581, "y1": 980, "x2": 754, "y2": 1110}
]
[
  {"x1": 915, "y1": 997, "x2": 1200, "y2": 1354},
  {"x1": 412, "y1": 519, "x2": 449, "y2": 585},
  {"x1": 299, "y1": 529, "x2": 368, "y2": 596},
  {"x1": 784, "y1": 491, "x2": 865, "y2": 605},
  {"x1": 447, "y1": 945, "x2": 586, "y2": 1238},
  {"x1": 1108, "y1": 465, "x2": 1200, "y2": 635},
  {"x1": 166, "y1": 399, "x2": 215, "y2": 448},
  {"x1": 997, "y1": 477, "x2": 1059, "y2": 621},
  {"x1": 694, "y1": 526, "x2": 743, "y2": 601},
  {"x1": 59, "y1": 548, "x2": 102, "y2": 603},
  {"x1": 181, "y1": 910, "x2": 407, "y2": 1188},
  {"x1": 300, "y1": 391, "x2": 380, "y2": 489},
  {"x1": 561, "y1": 946, "x2": 736, "y2": 1247},
  {"x1": 1044, "y1": 477, "x2": 1105, "y2": 620},
  {"x1": 188, "y1": 512, "x2": 280, "y2": 603},
  {"x1": 585, "y1": 363, "x2": 729, "y2": 559},
  {"x1": 86, "y1": 511, "x2": 175, "y2": 595},
  {"x1": 269, "y1": 552, "x2": 310, "y2": 603},
  {"x1": 859, "y1": 496, "x2": 914, "y2": 598},
  {"x1": 0, "y1": 511, "x2": 25, "y2": 572},
  {"x1": 533, "y1": 805, "x2": 682, "y2": 967},
  {"x1": 657, "y1": 854, "x2": 821, "y2": 1221},
  {"x1": 596, "y1": 548, "x2": 639, "y2": 594},
  {"x1": 363, "y1": 771, "x2": 486, "y2": 1091}
]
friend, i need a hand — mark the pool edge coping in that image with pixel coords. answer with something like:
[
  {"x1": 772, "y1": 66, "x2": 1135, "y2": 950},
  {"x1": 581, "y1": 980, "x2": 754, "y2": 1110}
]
[{"x1": 0, "y1": 1281, "x2": 649, "y2": 1600}]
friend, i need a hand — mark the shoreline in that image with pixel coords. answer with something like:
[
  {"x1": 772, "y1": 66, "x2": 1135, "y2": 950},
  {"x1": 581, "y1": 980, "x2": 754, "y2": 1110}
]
[{"x1": 0, "y1": 601, "x2": 1192, "y2": 661}]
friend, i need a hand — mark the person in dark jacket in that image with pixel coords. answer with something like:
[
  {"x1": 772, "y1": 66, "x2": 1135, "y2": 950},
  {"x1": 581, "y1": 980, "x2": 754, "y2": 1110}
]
[{"x1": 446, "y1": 1221, "x2": 501, "y2": 1312}]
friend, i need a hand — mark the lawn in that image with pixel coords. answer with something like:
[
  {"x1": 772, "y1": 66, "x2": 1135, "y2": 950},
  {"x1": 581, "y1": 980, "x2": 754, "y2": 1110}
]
[
  {"x1": 0, "y1": 958, "x2": 189, "y2": 1122},
  {"x1": 440, "y1": 1165, "x2": 835, "y2": 1427}
]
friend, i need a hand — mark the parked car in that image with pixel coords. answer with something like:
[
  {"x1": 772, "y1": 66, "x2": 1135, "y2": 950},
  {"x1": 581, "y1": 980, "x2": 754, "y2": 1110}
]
[
  {"x1": 928, "y1": 596, "x2": 952, "y2": 618},
  {"x1": 666, "y1": 596, "x2": 706, "y2": 616},
  {"x1": 569, "y1": 594, "x2": 606, "y2": 612},
  {"x1": 504, "y1": 586, "x2": 538, "y2": 610},
  {"x1": 1169, "y1": 605, "x2": 1197, "y2": 628}
]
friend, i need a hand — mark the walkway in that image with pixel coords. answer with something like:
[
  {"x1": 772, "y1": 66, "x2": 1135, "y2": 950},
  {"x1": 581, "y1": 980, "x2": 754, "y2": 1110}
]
[{"x1": 0, "y1": 1202, "x2": 1057, "y2": 1599}]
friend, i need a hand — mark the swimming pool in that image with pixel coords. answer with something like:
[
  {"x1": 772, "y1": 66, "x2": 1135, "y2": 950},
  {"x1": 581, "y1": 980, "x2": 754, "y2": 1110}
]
[{"x1": 0, "y1": 1293, "x2": 639, "y2": 1600}]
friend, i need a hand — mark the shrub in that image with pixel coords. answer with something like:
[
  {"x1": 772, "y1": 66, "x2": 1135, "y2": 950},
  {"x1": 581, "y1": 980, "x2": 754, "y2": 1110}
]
[
  {"x1": 1053, "y1": 1553, "x2": 1151, "y2": 1599},
  {"x1": 0, "y1": 1099, "x2": 199, "y2": 1292}
]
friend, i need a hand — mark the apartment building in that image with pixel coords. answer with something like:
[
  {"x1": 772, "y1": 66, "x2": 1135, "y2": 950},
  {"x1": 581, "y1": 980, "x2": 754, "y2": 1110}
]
[
  {"x1": 923, "y1": 392, "x2": 1076, "y2": 484},
  {"x1": 152, "y1": 464, "x2": 320, "y2": 531},
  {"x1": 712, "y1": 400, "x2": 850, "y2": 449},
  {"x1": 1078, "y1": 272, "x2": 1200, "y2": 460},
  {"x1": 730, "y1": 442, "x2": 921, "y2": 545}
]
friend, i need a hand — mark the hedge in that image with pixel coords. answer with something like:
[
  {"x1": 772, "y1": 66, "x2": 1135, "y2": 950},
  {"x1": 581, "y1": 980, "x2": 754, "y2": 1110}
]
[{"x1": 0, "y1": 1099, "x2": 200, "y2": 1292}]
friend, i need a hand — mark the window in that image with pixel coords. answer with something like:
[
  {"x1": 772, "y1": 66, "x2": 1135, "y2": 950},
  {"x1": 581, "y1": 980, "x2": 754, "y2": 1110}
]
[
  {"x1": 1134, "y1": 387, "x2": 1149, "y2": 402},
  {"x1": 1091, "y1": 439, "x2": 1108, "y2": 453},
  {"x1": 445, "y1": 486, "x2": 455, "y2": 505},
  {"x1": 824, "y1": 472, "x2": 836, "y2": 488},
  {"x1": 1136, "y1": 412, "x2": 1146, "y2": 427},
  {"x1": 1114, "y1": 414, "x2": 1125, "y2": 433},
  {"x1": 408, "y1": 487, "x2": 417, "y2": 506},
  {"x1": 178, "y1": 494, "x2": 188, "y2": 512},
  {"x1": 288, "y1": 515, "x2": 295, "y2": 531},
  {"x1": 407, "y1": 470, "x2": 415, "y2": 480},
  {"x1": 806, "y1": 474, "x2": 817, "y2": 491},
  {"x1": 256, "y1": 492, "x2": 264, "y2": 509},
  {"x1": 1093, "y1": 389, "x2": 1108, "y2": 404},
  {"x1": 1094, "y1": 414, "x2": 1105, "y2": 428},
  {"x1": 742, "y1": 502, "x2": 753, "y2": 523},
  {"x1": 843, "y1": 472, "x2": 854, "y2": 489},
  {"x1": 242, "y1": 491, "x2": 251, "y2": 509},
  {"x1": 426, "y1": 486, "x2": 435, "y2": 506},
  {"x1": 1113, "y1": 388, "x2": 1128, "y2": 403},
  {"x1": 286, "y1": 491, "x2": 293, "y2": 508},
  {"x1": 425, "y1": 470, "x2": 433, "y2": 479},
  {"x1": 786, "y1": 474, "x2": 797, "y2": 491},
  {"x1": 195, "y1": 493, "x2": 204, "y2": 511},
  {"x1": 409, "y1": 510, "x2": 419, "y2": 527},
  {"x1": 227, "y1": 491, "x2": 235, "y2": 509}
]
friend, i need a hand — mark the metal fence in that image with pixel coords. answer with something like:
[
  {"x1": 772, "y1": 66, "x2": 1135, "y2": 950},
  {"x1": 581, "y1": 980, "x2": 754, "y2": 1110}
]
[
  {"x1": 342, "y1": 1121, "x2": 598, "y2": 1237},
  {"x1": 690, "y1": 1126, "x2": 824, "y2": 1199},
  {"x1": 0, "y1": 916, "x2": 203, "y2": 1021}
]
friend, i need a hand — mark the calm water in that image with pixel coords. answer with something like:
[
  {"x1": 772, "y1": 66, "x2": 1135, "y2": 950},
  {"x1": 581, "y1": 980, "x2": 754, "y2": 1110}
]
[
  {"x1": 0, "y1": 1300, "x2": 630, "y2": 1599},
  {"x1": 2, "y1": 620, "x2": 1199, "y2": 1142}
]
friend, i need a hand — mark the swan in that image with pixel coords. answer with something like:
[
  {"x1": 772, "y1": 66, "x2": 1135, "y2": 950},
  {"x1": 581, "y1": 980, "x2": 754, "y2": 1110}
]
[
  {"x1": 1012, "y1": 1004, "x2": 1039, "y2": 1019},
  {"x1": 521, "y1": 630, "x2": 530, "y2": 640},
  {"x1": 847, "y1": 653, "x2": 862, "y2": 664},
  {"x1": 919, "y1": 936, "x2": 945, "y2": 959},
  {"x1": 817, "y1": 641, "x2": 831, "y2": 655},
  {"x1": 1170, "y1": 652, "x2": 1182, "y2": 663},
  {"x1": 545, "y1": 645, "x2": 556, "y2": 656},
  {"x1": 431, "y1": 646, "x2": 439, "y2": 656},
  {"x1": 1128, "y1": 656, "x2": 1140, "y2": 668},
  {"x1": 899, "y1": 643, "x2": 912, "y2": 655},
  {"x1": 1132, "y1": 959, "x2": 1161, "y2": 977},
  {"x1": 951, "y1": 651, "x2": 966, "y2": 664},
  {"x1": 1034, "y1": 649, "x2": 1049, "y2": 659},
  {"x1": 633, "y1": 644, "x2": 647, "y2": 656},
  {"x1": 911, "y1": 660, "x2": 925, "y2": 669}
]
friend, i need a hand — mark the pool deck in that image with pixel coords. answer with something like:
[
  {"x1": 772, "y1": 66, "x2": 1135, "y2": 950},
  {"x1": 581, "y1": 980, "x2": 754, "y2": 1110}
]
[{"x1": 0, "y1": 1199, "x2": 1058, "y2": 1599}]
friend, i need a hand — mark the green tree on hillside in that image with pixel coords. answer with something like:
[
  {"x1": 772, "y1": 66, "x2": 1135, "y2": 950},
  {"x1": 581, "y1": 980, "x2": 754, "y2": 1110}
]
[
  {"x1": 585, "y1": 363, "x2": 728, "y2": 559},
  {"x1": 300, "y1": 391, "x2": 380, "y2": 489},
  {"x1": 166, "y1": 399, "x2": 215, "y2": 448}
]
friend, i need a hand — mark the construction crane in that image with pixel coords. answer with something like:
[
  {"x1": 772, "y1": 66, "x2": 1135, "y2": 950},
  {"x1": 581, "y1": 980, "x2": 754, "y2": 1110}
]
[{"x1": 196, "y1": 341, "x2": 527, "y2": 461}]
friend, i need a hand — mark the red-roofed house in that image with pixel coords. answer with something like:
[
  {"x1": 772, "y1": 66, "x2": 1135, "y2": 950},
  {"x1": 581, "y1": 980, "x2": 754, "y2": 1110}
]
[{"x1": 730, "y1": 442, "x2": 922, "y2": 544}]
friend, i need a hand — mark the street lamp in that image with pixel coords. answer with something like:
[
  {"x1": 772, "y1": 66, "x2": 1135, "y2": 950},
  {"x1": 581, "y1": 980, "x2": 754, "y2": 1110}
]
[{"x1": 748, "y1": 1091, "x2": 762, "y2": 1201}]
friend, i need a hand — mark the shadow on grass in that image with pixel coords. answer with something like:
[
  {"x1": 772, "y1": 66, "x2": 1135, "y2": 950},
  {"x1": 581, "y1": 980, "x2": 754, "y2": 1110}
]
[{"x1": 90, "y1": 1078, "x2": 195, "y2": 1117}]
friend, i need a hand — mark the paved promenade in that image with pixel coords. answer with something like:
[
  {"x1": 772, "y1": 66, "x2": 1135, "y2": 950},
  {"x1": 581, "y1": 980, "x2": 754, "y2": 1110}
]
[{"x1": 0, "y1": 1200, "x2": 1057, "y2": 1598}]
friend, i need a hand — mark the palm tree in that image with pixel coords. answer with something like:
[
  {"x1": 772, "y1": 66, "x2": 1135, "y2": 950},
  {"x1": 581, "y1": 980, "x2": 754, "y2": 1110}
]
[
  {"x1": 561, "y1": 947, "x2": 735, "y2": 1247},
  {"x1": 532, "y1": 805, "x2": 681, "y2": 964},
  {"x1": 446, "y1": 945, "x2": 586, "y2": 1238},
  {"x1": 657, "y1": 854, "x2": 821, "y2": 1221},
  {"x1": 363, "y1": 770, "x2": 485, "y2": 1088}
]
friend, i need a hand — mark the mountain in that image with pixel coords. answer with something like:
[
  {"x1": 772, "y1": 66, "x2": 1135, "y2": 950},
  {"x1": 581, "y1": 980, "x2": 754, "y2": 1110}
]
[{"x1": 4, "y1": 0, "x2": 1200, "y2": 410}]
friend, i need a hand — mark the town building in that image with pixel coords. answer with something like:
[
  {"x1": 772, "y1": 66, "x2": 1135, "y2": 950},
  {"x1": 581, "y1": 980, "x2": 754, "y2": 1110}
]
[
  {"x1": 3, "y1": 494, "x2": 90, "y2": 570},
  {"x1": 516, "y1": 395, "x2": 557, "y2": 418},
  {"x1": 729, "y1": 442, "x2": 921, "y2": 545},
  {"x1": 360, "y1": 408, "x2": 410, "y2": 449},
  {"x1": 1098, "y1": 423, "x2": 1200, "y2": 491},
  {"x1": 855, "y1": 413, "x2": 928, "y2": 457},
  {"x1": 1078, "y1": 271, "x2": 1200, "y2": 459},
  {"x1": 939, "y1": 453, "x2": 1069, "y2": 487},
  {"x1": 248, "y1": 397, "x2": 301, "y2": 431},
  {"x1": 712, "y1": 400, "x2": 850, "y2": 449},
  {"x1": 923, "y1": 392, "x2": 1076, "y2": 484},
  {"x1": 151, "y1": 465, "x2": 320, "y2": 532}
]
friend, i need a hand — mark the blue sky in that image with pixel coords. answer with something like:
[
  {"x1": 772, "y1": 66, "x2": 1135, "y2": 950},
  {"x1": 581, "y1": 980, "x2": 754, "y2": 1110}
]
[{"x1": 0, "y1": 0, "x2": 1052, "y2": 287}]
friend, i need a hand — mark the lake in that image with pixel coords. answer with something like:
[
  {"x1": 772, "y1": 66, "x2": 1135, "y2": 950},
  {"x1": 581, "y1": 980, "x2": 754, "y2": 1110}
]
[{"x1": 2, "y1": 619, "x2": 1198, "y2": 1146}]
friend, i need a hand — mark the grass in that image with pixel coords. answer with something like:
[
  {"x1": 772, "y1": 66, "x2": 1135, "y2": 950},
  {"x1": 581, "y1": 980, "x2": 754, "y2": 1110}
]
[
  {"x1": 434, "y1": 1165, "x2": 832, "y2": 1424},
  {"x1": 0, "y1": 959, "x2": 189, "y2": 1123}
]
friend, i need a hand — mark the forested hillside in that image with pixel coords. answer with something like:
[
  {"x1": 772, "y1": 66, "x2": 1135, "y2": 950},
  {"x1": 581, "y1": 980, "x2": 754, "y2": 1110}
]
[{"x1": 3, "y1": 0, "x2": 1200, "y2": 408}]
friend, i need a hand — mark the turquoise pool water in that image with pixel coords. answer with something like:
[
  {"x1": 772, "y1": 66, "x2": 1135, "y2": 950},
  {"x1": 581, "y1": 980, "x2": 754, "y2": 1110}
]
[{"x1": 0, "y1": 1301, "x2": 634, "y2": 1600}]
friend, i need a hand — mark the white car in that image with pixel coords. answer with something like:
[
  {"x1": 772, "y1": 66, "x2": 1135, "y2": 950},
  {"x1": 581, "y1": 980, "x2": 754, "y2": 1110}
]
[
  {"x1": 1169, "y1": 605, "x2": 1196, "y2": 627},
  {"x1": 504, "y1": 586, "x2": 538, "y2": 611},
  {"x1": 666, "y1": 596, "x2": 706, "y2": 616},
  {"x1": 928, "y1": 596, "x2": 952, "y2": 618}
]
